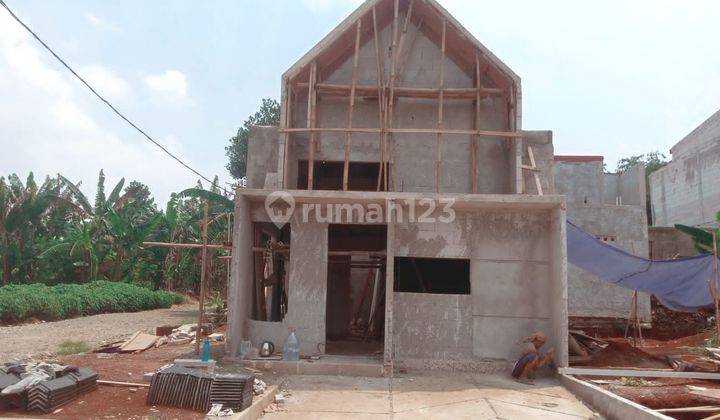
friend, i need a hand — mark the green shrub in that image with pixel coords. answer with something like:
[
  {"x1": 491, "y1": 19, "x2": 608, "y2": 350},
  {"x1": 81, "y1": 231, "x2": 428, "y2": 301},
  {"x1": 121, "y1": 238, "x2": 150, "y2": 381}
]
[{"x1": 0, "y1": 280, "x2": 180, "y2": 324}]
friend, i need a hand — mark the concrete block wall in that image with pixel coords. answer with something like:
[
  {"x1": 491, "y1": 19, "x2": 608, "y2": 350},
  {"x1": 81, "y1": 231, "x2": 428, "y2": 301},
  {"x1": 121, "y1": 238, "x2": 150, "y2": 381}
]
[
  {"x1": 650, "y1": 140, "x2": 720, "y2": 227},
  {"x1": 246, "y1": 126, "x2": 279, "y2": 189},
  {"x1": 649, "y1": 226, "x2": 699, "y2": 259},
  {"x1": 393, "y1": 293, "x2": 473, "y2": 359},
  {"x1": 392, "y1": 208, "x2": 562, "y2": 362},
  {"x1": 553, "y1": 159, "x2": 651, "y2": 321},
  {"x1": 282, "y1": 16, "x2": 514, "y2": 194}
]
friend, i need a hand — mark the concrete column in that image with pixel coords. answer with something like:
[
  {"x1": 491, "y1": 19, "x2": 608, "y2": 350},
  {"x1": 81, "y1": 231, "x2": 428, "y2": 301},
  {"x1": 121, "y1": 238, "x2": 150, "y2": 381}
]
[
  {"x1": 227, "y1": 195, "x2": 254, "y2": 357},
  {"x1": 383, "y1": 200, "x2": 395, "y2": 373},
  {"x1": 550, "y1": 203, "x2": 569, "y2": 367}
]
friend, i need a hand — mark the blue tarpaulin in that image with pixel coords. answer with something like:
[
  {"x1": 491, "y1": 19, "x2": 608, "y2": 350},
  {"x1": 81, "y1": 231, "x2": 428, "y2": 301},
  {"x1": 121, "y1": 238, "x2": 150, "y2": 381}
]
[{"x1": 567, "y1": 221, "x2": 720, "y2": 312}]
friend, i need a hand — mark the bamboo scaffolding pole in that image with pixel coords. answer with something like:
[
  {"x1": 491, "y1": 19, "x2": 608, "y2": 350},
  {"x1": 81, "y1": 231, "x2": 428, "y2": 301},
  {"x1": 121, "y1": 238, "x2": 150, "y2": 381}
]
[
  {"x1": 714, "y1": 229, "x2": 719, "y2": 343},
  {"x1": 472, "y1": 54, "x2": 480, "y2": 194},
  {"x1": 142, "y1": 241, "x2": 231, "y2": 250},
  {"x1": 306, "y1": 62, "x2": 318, "y2": 190},
  {"x1": 296, "y1": 83, "x2": 505, "y2": 99},
  {"x1": 387, "y1": 0, "x2": 400, "y2": 191},
  {"x1": 282, "y1": 80, "x2": 291, "y2": 188},
  {"x1": 527, "y1": 146, "x2": 543, "y2": 195},
  {"x1": 343, "y1": 19, "x2": 362, "y2": 191},
  {"x1": 435, "y1": 19, "x2": 446, "y2": 193},
  {"x1": 372, "y1": 6, "x2": 386, "y2": 192},
  {"x1": 196, "y1": 202, "x2": 209, "y2": 354},
  {"x1": 278, "y1": 127, "x2": 522, "y2": 137}
]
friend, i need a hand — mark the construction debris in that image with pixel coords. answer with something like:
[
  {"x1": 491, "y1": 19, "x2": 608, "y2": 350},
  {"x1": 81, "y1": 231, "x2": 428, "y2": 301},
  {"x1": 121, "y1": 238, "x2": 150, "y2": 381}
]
[
  {"x1": 146, "y1": 364, "x2": 254, "y2": 413},
  {"x1": 0, "y1": 363, "x2": 98, "y2": 413},
  {"x1": 119, "y1": 332, "x2": 159, "y2": 353}
]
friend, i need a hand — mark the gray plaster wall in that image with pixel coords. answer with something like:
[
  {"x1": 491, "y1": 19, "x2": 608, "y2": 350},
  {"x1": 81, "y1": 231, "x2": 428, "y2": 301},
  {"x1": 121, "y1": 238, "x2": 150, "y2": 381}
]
[
  {"x1": 649, "y1": 111, "x2": 720, "y2": 227},
  {"x1": 394, "y1": 293, "x2": 473, "y2": 359},
  {"x1": 239, "y1": 213, "x2": 329, "y2": 356},
  {"x1": 246, "y1": 126, "x2": 279, "y2": 189},
  {"x1": 553, "y1": 160, "x2": 651, "y2": 321},
  {"x1": 284, "y1": 16, "x2": 514, "y2": 194},
  {"x1": 522, "y1": 131, "x2": 555, "y2": 195},
  {"x1": 391, "y1": 208, "x2": 562, "y2": 362}
]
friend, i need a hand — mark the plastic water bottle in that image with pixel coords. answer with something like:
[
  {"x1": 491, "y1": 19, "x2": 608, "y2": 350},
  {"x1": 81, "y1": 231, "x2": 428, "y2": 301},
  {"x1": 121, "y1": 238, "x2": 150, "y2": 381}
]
[
  {"x1": 201, "y1": 338, "x2": 211, "y2": 362},
  {"x1": 283, "y1": 329, "x2": 300, "y2": 361}
]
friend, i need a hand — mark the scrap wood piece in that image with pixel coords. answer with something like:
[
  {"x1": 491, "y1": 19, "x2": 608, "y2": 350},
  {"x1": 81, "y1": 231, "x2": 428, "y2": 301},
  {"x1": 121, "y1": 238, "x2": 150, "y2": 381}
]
[
  {"x1": 119, "y1": 332, "x2": 159, "y2": 352},
  {"x1": 97, "y1": 380, "x2": 150, "y2": 388},
  {"x1": 656, "y1": 406, "x2": 720, "y2": 414},
  {"x1": 690, "y1": 388, "x2": 720, "y2": 401},
  {"x1": 569, "y1": 330, "x2": 609, "y2": 345},
  {"x1": 568, "y1": 334, "x2": 589, "y2": 357}
]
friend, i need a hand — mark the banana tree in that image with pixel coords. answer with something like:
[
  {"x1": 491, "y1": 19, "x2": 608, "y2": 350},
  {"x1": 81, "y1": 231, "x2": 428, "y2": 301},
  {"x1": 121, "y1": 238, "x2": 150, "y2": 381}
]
[
  {"x1": 0, "y1": 173, "x2": 65, "y2": 284},
  {"x1": 676, "y1": 212, "x2": 720, "y2": 254},
  {"x1": 39, "y1": 220, "x2": 100, "y2": 281}
]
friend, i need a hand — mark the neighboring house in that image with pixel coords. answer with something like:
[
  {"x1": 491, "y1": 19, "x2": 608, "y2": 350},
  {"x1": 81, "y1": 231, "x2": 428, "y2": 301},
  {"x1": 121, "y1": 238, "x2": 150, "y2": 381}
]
[
  {"x1": 553, "y1": 156, "x2": 651, "y2": 322},
  {"x1": 650, "y1": 109, "x2": 720, "y2": 228},
  {"x1": 228, "y1": 0, "x2": 568, "y2": 372}
]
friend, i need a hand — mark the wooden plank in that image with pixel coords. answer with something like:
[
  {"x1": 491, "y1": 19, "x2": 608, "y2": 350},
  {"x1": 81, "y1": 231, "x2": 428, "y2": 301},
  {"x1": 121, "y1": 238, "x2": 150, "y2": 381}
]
[
  {"x1": 435, "y1": 18, "x2": 446, "y2": 194},
  {"x1": 282, "y1": 79, "x2": 291, "y2": 188},
  {"x1": 143, "y1": 241, "x2": 231, "y2": 250},
  {"x1": 196, "y1": 201, "x2": 209, "y2": 354},
  {"x1": 472, "y1": 53, "x2": 480, "y2": 193},
  {"x1": 656, "y1": 406, "x2": 720, "y2": 414},
  {"x1": 372, "y1": 6, "x2": 385, "y2": 192},
  {"x1": 343, "y1": 19, "x2": 362, "y2": 191},
  {"x1": 119, "y1": 332, "x2": 159, "y2": 352},
  {"x1": 306, "y1": 62, "x2": 318, "y2": 190},
  {"x1": 98, "y1": 380, "x2": 150, "y2": 388},
  {"x1": 387, "y1": 0, "x2": 400, "y2": 192},
  {"x1": 279, "y1": 128, "x2": 523, "y2": 137},
  {"x1": 301, "y1": 83, "x2": 505, "y2": 99},
  {"x1": 559, "y1": 367, "x2": 720, "y2": 380},
  {"x1": 527, "y1": 146, "x2": 543, "y2": 195}
]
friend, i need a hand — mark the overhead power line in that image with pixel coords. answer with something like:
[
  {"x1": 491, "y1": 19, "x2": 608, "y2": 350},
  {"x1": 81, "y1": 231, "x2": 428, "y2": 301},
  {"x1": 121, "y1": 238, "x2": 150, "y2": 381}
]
[{"x1": 0, "y1": 0, "x2": 229, "y2": 195}]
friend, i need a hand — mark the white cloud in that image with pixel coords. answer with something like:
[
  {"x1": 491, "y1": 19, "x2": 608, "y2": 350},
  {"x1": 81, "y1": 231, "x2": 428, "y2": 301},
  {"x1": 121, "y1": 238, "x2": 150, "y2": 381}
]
[
  {"x1": 0, "y1": 10, "x2": 196, "y2": 204},
  {"x1": 144, "y1": 69, "x2": 188, "y2": 97},
  {"x1": 80, "y1": 65, "x2": 129, "y2": 99},
  {"x1": 85, "y1": 12, "x2": 120, "y2": 32}
]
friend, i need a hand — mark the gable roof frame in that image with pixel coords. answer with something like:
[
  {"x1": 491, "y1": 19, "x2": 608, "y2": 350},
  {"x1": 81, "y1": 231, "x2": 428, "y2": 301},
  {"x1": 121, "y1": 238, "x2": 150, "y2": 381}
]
[{"x1": 282, "y1": 0, "x2": 520, "y2": 91}]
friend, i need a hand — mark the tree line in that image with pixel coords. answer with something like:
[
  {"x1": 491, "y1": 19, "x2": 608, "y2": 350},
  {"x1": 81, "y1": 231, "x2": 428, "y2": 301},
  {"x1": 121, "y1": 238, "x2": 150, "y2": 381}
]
[{"x1": 0, "y1": 170, "x2": 233, "y2": 293}]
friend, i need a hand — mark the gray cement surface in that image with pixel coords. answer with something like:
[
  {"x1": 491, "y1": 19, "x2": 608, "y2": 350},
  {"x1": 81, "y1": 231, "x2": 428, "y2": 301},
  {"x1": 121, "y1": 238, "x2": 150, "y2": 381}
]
[{"x1": 262, "y1": 373, "x2": 596, "y2": 419}]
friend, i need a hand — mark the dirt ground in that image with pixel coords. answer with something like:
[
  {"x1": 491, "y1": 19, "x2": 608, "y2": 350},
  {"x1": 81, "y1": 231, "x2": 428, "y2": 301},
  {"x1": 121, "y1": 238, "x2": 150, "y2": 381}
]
[{"x1": 0, "y1": 303, "x2": 198, "y2": 361}]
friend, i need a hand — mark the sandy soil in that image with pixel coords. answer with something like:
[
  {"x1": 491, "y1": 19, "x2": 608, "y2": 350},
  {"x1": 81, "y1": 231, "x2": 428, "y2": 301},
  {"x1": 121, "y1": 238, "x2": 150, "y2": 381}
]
[{"x1": 0, "y1": 303, "x2": 198, "y2": 361}]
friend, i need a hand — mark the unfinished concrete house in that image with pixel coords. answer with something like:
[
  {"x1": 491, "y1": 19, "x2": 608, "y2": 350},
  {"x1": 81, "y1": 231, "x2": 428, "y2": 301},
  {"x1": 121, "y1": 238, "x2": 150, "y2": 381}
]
[
  {"x1": 553, "y1": 156, "x2": 651, "y2": 323},
  {"x1": 650, "y1": 109, "x2": 720, "y2": 228},
  {"x1": 228, "y1": 0, "x2": 568, "y2": 373}
]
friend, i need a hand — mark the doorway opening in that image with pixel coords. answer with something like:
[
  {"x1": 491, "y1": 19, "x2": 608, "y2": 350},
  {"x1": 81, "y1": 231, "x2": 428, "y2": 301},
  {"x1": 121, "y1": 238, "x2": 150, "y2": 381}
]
[{"x1": 326, "y1": 224, "x2": 387, "y2": 357}]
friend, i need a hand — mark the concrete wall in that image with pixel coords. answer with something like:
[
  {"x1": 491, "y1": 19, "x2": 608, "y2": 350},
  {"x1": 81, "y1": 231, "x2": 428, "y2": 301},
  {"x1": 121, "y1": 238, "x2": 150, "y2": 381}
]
[
  {"x1": 522, "y1": 131, "x2": 555, "y2": 195},
  {"x1": 553, "y1": 160, "x2": 651, "y2": 321},
  {"x1": 246, "y1": 126, "x2": 279, "y2": 189},
  {"x1": 229, "y1": 193, "x2": 567, "y2": 366},
  {"x1": 650, "y1": 110, "x2": 720, "y2": 227},
  {"x1": 391, "y1": 207, "x2": 563, "y2": 363},
  {"x1": 282, "y1": 16, "x2": 515, "y2": 194},
  {"x1": 394, "y1": 292, "x2": 473, "y2": 359}
]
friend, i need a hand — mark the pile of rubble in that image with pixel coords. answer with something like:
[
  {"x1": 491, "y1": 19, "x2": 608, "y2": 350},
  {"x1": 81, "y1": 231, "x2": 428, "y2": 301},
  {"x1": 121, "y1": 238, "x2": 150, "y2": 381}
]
[{"x1": 0, "y1": 362, "x2": 98, "y2": 413}]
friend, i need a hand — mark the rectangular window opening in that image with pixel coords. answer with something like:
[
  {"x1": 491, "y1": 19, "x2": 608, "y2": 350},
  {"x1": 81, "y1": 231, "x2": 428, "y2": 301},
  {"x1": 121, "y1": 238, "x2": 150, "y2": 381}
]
[
  {"x1": 394, "y1": 257, "x2": 470, "y2": 294},
  {"x1": 297, "y1": 160, "x2": 389, "y2": 191}
]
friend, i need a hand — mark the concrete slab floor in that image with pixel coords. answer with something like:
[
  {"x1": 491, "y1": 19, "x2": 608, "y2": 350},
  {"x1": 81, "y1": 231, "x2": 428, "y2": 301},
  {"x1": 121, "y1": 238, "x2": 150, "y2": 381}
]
[{"x1": 262, "y1": 373, "x2": 599, "y2": 419}]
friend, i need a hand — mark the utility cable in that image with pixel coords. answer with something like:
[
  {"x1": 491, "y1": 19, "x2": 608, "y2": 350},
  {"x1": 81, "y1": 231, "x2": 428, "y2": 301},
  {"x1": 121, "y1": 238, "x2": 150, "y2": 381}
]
[{"x1": 0, "y1": 0, "x2": 230, "y2": 195}]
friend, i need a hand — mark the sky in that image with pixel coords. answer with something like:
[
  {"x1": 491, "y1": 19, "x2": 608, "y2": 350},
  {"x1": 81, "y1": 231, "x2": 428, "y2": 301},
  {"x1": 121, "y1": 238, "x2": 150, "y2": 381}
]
[{"x1": 1, "y1": 0, "x2": 719, "y2": 204}]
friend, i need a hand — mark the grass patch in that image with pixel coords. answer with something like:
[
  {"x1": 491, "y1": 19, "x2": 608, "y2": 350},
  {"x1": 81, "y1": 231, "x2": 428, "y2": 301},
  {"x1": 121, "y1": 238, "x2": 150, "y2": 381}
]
[
  {"x1": 0, "y1": 280, "x2": 182, "y2": 324},
  {"x1": 57, "y1": 340, "x2": 90, "y2": 355}
]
